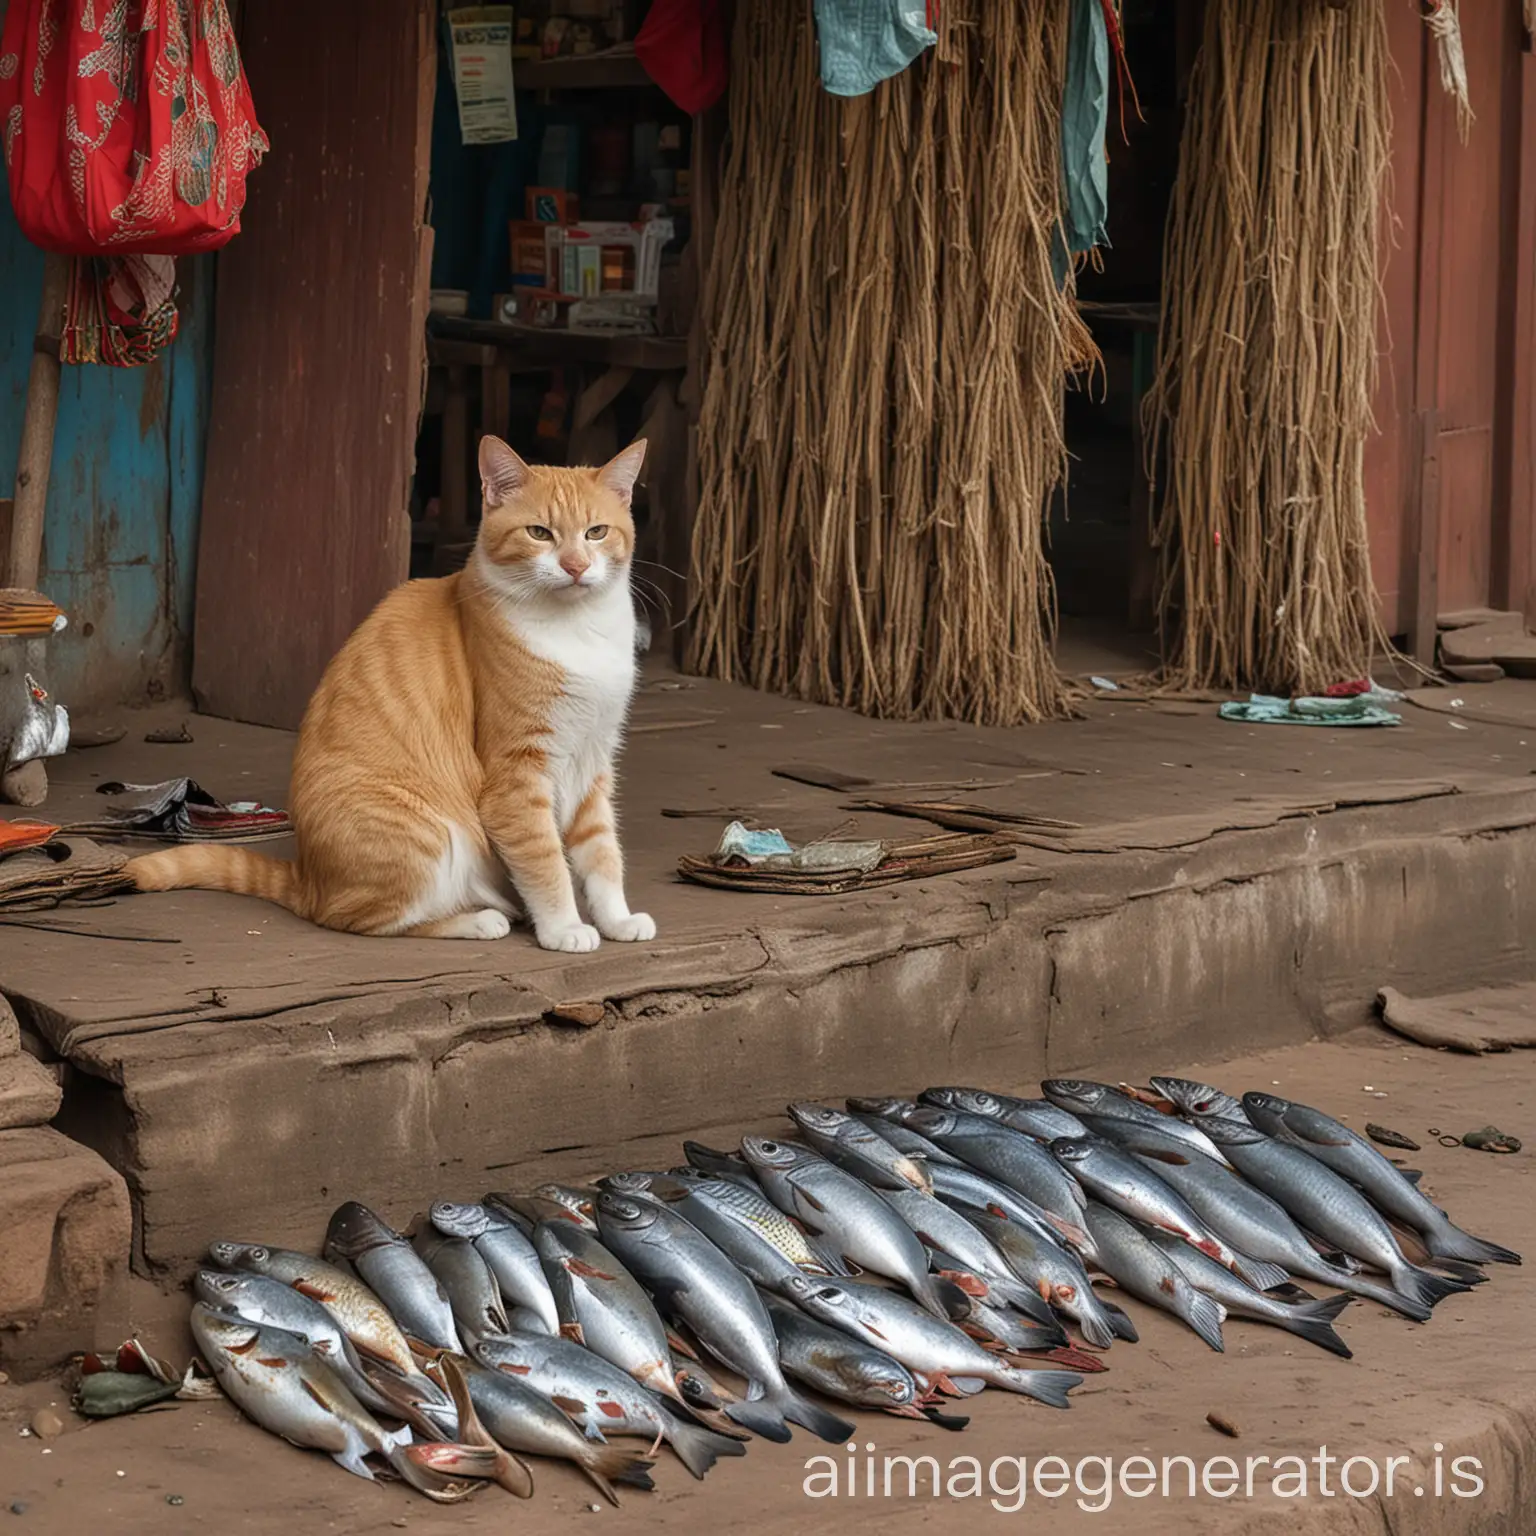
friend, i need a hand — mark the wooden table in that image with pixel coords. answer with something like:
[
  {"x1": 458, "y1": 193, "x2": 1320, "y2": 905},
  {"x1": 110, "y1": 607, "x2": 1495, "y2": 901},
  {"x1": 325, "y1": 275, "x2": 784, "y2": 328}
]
[{"x1": 425, "y1": 318, "x2": 689, "y2": 548}]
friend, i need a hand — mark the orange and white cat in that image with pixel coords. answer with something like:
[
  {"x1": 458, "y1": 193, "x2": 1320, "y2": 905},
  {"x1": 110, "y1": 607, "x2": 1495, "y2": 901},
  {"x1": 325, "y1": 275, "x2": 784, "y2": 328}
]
[{"x1": 126, "y1": 436, "x2": 654, "y2": 953}]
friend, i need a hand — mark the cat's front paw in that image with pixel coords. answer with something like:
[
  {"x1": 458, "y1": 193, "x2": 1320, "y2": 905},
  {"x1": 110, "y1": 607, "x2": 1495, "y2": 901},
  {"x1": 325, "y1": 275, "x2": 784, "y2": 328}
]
[
  {"x1": 599, "y1": 911, "x2": 656, "y2": 943},
  {"x1": 538, "y1": 921, "x2": 602, "y2": 954}
]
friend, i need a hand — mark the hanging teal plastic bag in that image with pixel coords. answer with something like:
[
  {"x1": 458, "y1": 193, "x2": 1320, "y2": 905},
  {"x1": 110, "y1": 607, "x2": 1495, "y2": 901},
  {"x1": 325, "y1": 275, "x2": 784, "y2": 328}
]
[
  {"x1": 1054, "y1": 0, "x2": 1110, "y2": 285},
  {"x1": 814, "y1": 0, "x2": 937, "y2": 97}
]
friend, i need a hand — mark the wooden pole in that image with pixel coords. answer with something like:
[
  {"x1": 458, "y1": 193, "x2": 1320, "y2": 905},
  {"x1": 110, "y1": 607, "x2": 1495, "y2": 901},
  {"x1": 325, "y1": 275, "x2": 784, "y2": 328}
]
[{"x1": 7, "y1": 255, "x2": 69, "y2": 591}]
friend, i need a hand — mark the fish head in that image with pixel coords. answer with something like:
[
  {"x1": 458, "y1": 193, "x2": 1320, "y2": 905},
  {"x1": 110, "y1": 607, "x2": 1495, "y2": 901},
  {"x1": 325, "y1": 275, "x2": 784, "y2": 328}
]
[
  {"x1": 925, "y1": 1087, "x2": 1002, "y2": 1118},
  {"x1": 598, "y1": 1171, "x2": 657, "y2": 1197},
  {"x1": 739, "y1": 1135, "x2": 807, "y2": 1174},
  {"x1": 789, "y1": 1279, "x2": 857, "y2": 1326},
  {"x1": 189, "y1": 1301, "x2": 259, "y2": 1356},
  {"x1": 430, "y1": 1201, "x2": 492, "y2": 1240},
  {"x1": 787, "y1": 1102, "x2": 855, "y2": 1138},
  {"x1": 208, "y1": 1241, "x2": 272, "y2": 1274},
  {"x1": 1047, "y1": 1135, "x2": 1097, "y2": 1170},
  {"x1": 1148, "y1": 1076, "x2": 1245, "y2": 1121},
  {"x1": 900, "y1": 1104, "x2": 955, "y2": 1138},
  {"x1": 595, "y1": 1191, "x2": 659, "y2": 1234},
  {"x1": 192, "y1": 1268, "x2": 251, "y2": 1311},
  {"x1": 324, "y1": 1201, "x2": 399, "y2": 1258},
  {"x1": 1240, "y1": 1091, "x2": 1292, "y2": 1133},
  {"x1": 850, "y1": 1358, "x2": 917, "y2": 1405},
  {"x1": 845, "y1": 1096, "x2": 914, "y2": 1122},
  {"x1": 1041, "y1": 1079, "x2": 1110, "y2": 1113}
]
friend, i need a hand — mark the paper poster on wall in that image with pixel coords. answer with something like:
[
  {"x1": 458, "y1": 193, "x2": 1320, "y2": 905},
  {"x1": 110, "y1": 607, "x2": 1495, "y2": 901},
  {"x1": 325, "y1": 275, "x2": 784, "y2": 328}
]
[{"x1": 446, "y1": 6, "x2": 519, "y2": 144}]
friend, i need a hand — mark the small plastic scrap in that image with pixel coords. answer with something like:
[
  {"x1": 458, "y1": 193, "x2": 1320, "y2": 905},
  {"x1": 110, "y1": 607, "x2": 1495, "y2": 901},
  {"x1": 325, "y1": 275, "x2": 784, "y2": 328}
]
[
  {"x1": 1089, "y1": 676, "x2": 1120, "y2": 691},
  {"x1": 1218, "y1": 693, "x2": 1402, "y2": 727}
]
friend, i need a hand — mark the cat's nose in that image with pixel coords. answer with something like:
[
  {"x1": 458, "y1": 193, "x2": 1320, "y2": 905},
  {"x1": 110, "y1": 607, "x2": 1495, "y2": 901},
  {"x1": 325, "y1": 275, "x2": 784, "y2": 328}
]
[{"x1": 559, "y1": 555, "x2": 591, "y2": 580}]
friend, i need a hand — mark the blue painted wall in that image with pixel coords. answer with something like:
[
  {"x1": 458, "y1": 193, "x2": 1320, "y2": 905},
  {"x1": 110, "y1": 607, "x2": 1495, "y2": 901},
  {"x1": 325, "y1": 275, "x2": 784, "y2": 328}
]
[{"x1": 0, "y1": 186, "x2": 212, "y2": 712}]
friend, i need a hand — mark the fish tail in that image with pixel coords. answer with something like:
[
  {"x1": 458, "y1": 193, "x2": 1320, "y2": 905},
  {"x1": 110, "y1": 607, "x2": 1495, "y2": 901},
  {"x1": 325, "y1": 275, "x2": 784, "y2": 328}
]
[
  {"x1": 1077, "y1": 1306, "x2": 1118, "y2": 1350},
  {"x1": 1341, "y1": 1272, "x2": 1431, "y2": 1321},
  {"x1": 388, "y1": 1443, "x2": 503, "y2": 1503},
  {"x1": 912, "y1": 1271, "x2": 966, "y2": 1321},
  {"x1": 1285, "y1": 1294, "x2": 1354, "y2": 1359},
  {"x1": 722, "y1": 1395, "x2": 793, "y2": 1443},
  {"x1": 664, "y1": 1414, "x2": 750, "y2": 1478},
  {"x1": 994, "y1": 1365, "x2": 1082, "y2": 1409},
  {"x1": 775, "y1": 1387, "x2": 856, "y2": 1445},
  {"x1": 581, "y1": 1444, "x2": 657, "y2": 1506},
  {"x1": 1102, "y1": 1300, "x2": 1140, "y2": 1342},
  {"x1": 1396, "y1": 1263, "x2": 1472, "y2": 1313},
  {"x1": 1232, "y1": 1254, "x2": 1291, "y2": 1292},
  {"x1": 1425, "y1": 1223, "x2": 1522, "y2": 1267},
  {"x1": 1185, "y1": 1292, "x2": 1226, "y2": 1352}
]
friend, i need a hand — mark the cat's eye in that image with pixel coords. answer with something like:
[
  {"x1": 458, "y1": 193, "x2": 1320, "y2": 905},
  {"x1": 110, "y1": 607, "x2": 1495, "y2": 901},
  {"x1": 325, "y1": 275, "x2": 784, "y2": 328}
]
[
  {"x1": 585, "y1": 525, "x2": 609, "y2": 542},
  {"x1": 527, "y1": 525, "x2": 554, "y2": 542}
]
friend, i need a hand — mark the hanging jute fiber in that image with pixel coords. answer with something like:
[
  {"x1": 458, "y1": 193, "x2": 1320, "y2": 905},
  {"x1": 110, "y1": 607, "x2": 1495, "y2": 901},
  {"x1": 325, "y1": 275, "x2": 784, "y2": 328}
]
[
  {"x1": 1145, "y1": 0, "x2": 1392, "y2": 696},
  {"x1": 688, "y1": 0, "x2": 1079, "y2": 726}
]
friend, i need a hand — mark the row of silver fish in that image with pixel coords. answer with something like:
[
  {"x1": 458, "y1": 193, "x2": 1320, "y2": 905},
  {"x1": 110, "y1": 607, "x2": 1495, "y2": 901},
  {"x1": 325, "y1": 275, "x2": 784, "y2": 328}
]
[{"x1": 189, "y1": 1072, "x2": 1516, "y2": 1504}]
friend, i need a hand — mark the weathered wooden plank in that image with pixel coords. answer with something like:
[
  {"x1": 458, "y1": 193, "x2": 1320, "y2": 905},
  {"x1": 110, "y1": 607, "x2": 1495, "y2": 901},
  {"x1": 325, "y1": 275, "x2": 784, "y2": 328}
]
[{"x1": 193, "y1": 0, "x2": 436, "y2": 728}]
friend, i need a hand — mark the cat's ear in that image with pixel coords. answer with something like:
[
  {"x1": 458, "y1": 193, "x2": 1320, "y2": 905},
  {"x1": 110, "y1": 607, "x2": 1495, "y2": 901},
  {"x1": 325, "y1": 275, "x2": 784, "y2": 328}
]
[
  {"x1": 596, "y1": 440, "x2": 647, "y2": 507},
  {"x1": 480, "y1": 436, "x2": 531, "y2": 508}
]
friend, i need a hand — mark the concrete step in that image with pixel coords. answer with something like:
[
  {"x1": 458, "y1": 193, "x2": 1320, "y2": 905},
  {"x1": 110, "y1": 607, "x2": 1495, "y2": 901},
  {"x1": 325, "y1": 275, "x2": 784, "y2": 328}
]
[{"x1": 27, "y1": 783, "x2": 1536, "y2": 1279}]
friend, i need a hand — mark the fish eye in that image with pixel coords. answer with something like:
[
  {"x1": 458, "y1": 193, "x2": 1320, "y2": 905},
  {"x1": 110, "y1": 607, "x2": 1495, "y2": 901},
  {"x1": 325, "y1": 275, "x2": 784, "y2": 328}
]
[
  {"x1": 760, "y1": 1141, "x2": 779, "y2": 1154},
  {"x1": 250, "y1": 1246, "x2": 268, "y2": 1262},
  {"x1": 527, "y1": 524, "x2": 555, "y2": 541},
  {"x1": 817, "y1": 1288, "x2": 844, "y2": 1305},
  {"x1": 585, "y1": 524, "x2": 609, "y2": 541}
]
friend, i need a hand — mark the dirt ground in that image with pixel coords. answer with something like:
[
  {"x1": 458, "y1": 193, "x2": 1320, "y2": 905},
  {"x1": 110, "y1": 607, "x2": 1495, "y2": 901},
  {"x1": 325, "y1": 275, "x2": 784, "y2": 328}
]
[{"x1": 0, "y1": 1033, "x2": 1530, "y2": 1536}]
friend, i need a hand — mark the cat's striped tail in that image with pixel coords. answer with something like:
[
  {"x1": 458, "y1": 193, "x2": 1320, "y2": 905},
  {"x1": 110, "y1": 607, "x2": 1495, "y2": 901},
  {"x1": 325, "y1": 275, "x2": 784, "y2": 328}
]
[{"x1": 124, "y1": 846, "x2": 308, "y2": 917}]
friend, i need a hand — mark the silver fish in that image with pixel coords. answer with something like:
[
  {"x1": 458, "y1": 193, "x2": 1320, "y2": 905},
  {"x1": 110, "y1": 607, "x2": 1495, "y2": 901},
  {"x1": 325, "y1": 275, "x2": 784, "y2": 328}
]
[
  {"x1": 875, "y1": 1185, "x2": 1060, "y2": 1329},
  {"x1": 845, "y1": 1099, "x2": 965, "y2": 1166},
  {"x1": 1138, "y1": 1228, "x2": 1354, "y2": 1358},
  {"x1": 740, "y1": 1137, "x2": 958, "y2": 1319},
  {"x1": 324, "y1": 1203, "x2": 461, "y2": 1353},
  {"x1": 788, "y1": 1103, "x2": 933, "y2": 1193},
  {"x1": 1198, "y1": 1116, "x2": 1470, "y2": 1317},
  {"x1": 925, "y1": 1160, "x2": 1094, "y2": 1258},
  {"x1": 1241, "y1": 1092, "x2": 1520, "y2": 1267},
  {"x1": 960, "y1": 1208, "x2": 1133, "y2": 1350},
  {"x1": 1049, "y1": 1138, "x2": 1289, "y2": 1291},
  {"x1": 1105, "y1": 1117, "x2": 1435, "y2": 1319},
  {"x1": 208, "y1": 1241, "x2": 421, "y2": 1382},
  {"x1": 1082, "y1": 1202, "x2": 1226, "y2": 1351},
  {"x1": 532, "y1": 1221, "x2": 696, "y2": 1415},
  {"x1": 759, "y1": 1291, "x2": 922, "y2": 1415},
  {"x1": 1042, "y1": 1079, "x2": 1233, "y2": 1165},
  {"x1": 430, "y1": 1201, "x2": 560, "y2": 1333},
  {"x1": 459, "y1": 1355, "x2": 655, "y2": 1506},
  {"x1": 920, "y1": 1088, "x2": 1088, "y2": 1143},
  {"x1": 781, "y1": 1276, "x2": 1080, "y2": 1408},
  {"x1": 472, "y1": 1333, "x2": 746, "y2": 1479},
  {"x1": 901, "y1": 1107, "x2": 1088, "y2": 1229},
  {"x1": 414, "y1": 1229, "x2": 510, "y2": 1344},
  {"x1": 190, "y1": 1305, "x2": 498, "y2": 1501},
  {"x1": 192, "y1": 1270, "x2": 446, "y2": 1435},
  {"x1": 649, "y1": 1171, "x2": 849, "y2": 1289},
  {"x1": 596, "y1": 1192, "x2": 854, "y2": 1444}
]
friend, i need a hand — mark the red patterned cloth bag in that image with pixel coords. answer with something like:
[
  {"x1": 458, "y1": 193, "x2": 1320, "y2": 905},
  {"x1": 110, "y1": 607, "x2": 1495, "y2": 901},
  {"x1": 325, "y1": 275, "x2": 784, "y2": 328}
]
[{"x1": 0, "y1": 0, "x2": 267, "y2": 256}]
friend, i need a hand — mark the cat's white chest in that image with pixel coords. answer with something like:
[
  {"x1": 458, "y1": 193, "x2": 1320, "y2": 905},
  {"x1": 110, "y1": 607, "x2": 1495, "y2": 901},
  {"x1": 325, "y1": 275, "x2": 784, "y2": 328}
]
[{"x1": 507, "y1": 588, "x2": 636, "y2": 826}]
